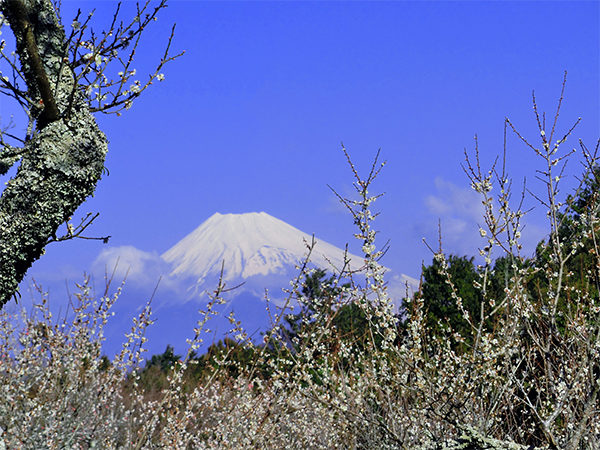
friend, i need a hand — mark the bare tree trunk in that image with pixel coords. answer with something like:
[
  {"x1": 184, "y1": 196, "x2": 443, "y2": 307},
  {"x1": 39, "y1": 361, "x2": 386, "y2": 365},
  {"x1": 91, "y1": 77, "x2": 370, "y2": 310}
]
[{"x1": 0, "y1": 0, "x2": 108, "y2": 307}]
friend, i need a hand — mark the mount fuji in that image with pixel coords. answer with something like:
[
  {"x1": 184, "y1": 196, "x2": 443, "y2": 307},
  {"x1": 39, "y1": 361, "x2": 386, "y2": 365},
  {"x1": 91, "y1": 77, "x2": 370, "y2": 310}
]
[
  {"x1": 161, "y1": 212, "x2": 364, "y2": 301},
  {"x1": 94, "y1": 212, "x2": 418, "y2": 356}
]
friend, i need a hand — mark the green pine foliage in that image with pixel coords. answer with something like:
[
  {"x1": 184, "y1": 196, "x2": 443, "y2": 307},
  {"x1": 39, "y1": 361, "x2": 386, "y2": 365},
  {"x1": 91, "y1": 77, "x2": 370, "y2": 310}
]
[
  {"x1": 532, "y1": 165, "x2": 600, "y2": 303},
  {"x1": 419, "y1": 255, "x2": 483, "y2": 341}
]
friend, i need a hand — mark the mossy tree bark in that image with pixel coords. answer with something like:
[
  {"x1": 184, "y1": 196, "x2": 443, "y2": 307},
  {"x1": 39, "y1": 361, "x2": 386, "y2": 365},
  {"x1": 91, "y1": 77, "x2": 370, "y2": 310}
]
[{"x1": 0, "y1": 0, "x2": 108, "y2": 307}]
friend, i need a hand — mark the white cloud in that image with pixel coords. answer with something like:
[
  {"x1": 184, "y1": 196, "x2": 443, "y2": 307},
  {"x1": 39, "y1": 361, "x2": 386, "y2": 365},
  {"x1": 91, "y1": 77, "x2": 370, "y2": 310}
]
[
  {"x1": 424, "y1": 176, "x2": 549, "y2": 260},
  {"x1": 424, "y1": 177, "x2": 486, "y2": 256},
  {"x1": 426, "y1": 177, "x2": 485, "y2": 223},
  {"x1": 92, "y1": 245, "x2": 171, "y2": 288},
  {"x1": 387, "y1": 272, "x2": 419, "y2": 309}
]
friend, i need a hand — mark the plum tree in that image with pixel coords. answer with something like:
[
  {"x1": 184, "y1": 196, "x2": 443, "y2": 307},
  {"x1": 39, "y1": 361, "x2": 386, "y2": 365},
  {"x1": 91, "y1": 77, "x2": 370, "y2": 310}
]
[{"x1": 0, "y1": 0, "x2": 181, "y2": 307}]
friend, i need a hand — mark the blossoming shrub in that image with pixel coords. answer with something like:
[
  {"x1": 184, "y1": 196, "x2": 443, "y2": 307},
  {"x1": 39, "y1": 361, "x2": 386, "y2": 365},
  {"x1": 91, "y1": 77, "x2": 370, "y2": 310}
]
[{"x1": 0, "y1": 91, "x2": 598, "y2": 448}]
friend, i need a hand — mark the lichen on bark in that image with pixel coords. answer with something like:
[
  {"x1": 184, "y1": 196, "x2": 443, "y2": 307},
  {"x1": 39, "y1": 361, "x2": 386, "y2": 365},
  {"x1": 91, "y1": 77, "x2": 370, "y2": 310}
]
[
  {"x1": 0, "y1": 0, "x2": 108, "y2": 307},
  {"x1": 435, "y1": 426, "x2": 534, "y2": 450}
]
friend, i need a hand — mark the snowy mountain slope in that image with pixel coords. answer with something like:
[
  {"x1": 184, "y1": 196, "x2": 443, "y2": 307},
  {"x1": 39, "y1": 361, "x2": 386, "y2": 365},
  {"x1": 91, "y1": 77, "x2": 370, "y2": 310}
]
[
  {"x1": 162, "y1": 212, "x2": 364, "y2": 286},
  {"x1": 94, "y1": 212, "x2": 418, "y2": 356}
]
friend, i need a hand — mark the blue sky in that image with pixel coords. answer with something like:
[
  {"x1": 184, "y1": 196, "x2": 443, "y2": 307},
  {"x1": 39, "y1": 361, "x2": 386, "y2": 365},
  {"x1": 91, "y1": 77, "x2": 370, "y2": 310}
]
[{"x1": 1, "y1": 1, "x2": 599, "y2": 323}]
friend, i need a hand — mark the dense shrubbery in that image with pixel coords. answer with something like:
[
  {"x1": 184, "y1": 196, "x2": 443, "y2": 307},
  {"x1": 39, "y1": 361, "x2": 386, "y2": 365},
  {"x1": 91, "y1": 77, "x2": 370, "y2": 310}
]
[{"x1": 0, "y1": 95, "x2": 599, "y2": 448}]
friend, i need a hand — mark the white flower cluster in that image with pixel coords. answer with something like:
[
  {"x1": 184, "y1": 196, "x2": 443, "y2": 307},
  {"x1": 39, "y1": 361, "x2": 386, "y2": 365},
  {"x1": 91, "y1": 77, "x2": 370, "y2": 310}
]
[{"x1": 0, "y1": 124, "x2": 598, "y2": 447}]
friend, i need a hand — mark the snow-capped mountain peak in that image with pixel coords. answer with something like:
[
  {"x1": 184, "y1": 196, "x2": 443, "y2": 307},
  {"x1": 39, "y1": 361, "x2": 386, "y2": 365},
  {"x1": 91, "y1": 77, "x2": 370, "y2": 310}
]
[{"x1": 161, "y1": 212, "x2": 363, "y2": 287}]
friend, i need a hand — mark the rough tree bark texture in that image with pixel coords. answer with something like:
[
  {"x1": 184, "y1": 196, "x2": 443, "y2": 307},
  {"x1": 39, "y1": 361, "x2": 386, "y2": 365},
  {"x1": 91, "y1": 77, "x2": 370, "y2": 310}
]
[{"x1": 0, "y1": 0, "x2": 108, "y2": 307}]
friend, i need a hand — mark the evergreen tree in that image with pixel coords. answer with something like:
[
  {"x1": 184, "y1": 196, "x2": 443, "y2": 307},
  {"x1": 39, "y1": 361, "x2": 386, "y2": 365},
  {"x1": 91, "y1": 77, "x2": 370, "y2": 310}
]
[
  {"x1": 417, "y1": 254, "x2": 484, "y2": 344},
  {"x1": 144, "y1": 345, "x2": 182, "y2": 372},
  {"x1": 530, "y1": 165, "x2": 600, "y2": 309},
  {"x1": 281, "y1": 269, "x2": 384, "y2": 354},
  {"x1": 284, "y1": 269, "x2": 347, "y2": 340},
  {"x1": 194, "y1": 338, "x2": 257, "y2": 379}
]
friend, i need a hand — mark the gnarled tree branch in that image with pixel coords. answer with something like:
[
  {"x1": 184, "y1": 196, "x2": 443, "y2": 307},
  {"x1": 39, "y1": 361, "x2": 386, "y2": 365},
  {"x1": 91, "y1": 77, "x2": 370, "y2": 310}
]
[
  {"x1": 0, "y1": 0, "x2": 108, "y2": 307},
  {"x1": 2, "y1": 0, "x2": 60, "y2": 128}
]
